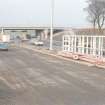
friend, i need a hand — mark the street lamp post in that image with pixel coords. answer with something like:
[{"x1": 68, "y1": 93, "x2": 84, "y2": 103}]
[{"x1": 50, "y1": 0, "x2": 54, "y2": 50}]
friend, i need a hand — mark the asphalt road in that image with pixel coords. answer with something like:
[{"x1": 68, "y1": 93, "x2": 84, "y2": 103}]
[{"x1": 0, "y1": 47, "x2": 105, "y2": 105}]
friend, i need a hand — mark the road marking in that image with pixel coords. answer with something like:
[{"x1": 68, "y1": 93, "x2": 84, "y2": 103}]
[{"x1": 36, "y1": 76, "x2": 59, "y2": 87}]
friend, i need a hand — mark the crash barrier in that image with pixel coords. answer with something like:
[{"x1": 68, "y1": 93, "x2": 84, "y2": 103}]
[{"x1": 60, "y1": 35, "x2": 105, "y2": 64}]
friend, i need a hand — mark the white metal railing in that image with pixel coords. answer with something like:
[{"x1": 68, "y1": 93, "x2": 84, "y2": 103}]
[{"x1": 62, "y1": 35, "x2": 105, "y2": 58}]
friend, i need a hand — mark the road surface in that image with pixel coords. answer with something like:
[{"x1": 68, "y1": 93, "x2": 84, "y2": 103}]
[
  {"x1": 43, "y1": 39, "x2": 62, "y2": 51},
  {"x1": 0, "y1": 47, "x2": 105, "y2": 105}
]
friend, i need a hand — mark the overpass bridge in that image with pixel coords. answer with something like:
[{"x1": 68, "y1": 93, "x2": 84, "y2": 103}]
[
  {"x1": 0, "y1": 26, "x2": 71, "y2": 40},
  {"x1": 0, "y1": 26, "x2": 71, "y2": 30}
]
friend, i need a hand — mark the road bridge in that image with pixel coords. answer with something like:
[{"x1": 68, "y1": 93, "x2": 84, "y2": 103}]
[
  {"x1": 0, "y1": 26, "x2": 70, "y2": 40},
  {"x1": 0, "y1": 26, "x2": 70, "y2": 30}
]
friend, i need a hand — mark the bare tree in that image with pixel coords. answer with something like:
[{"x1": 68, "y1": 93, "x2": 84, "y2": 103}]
[{"x1": 85, "y1": 0, "x2": 105, "y2": 32}]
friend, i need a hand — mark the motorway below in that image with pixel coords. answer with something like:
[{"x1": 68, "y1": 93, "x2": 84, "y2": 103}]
[{"x1": 0, "y1": 47, "x2": 105, "y2": 105}]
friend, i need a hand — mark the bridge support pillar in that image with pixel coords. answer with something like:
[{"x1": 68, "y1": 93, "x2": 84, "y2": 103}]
[
  {"x1": 44, "y1": 29, "x2": 49, "y2": 39},
  {"x1": 41, "y1": 29, "x2": 49, "y2": 40}
]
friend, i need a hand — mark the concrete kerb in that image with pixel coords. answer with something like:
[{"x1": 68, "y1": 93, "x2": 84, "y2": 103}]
[
  {"x1": 20, "y1": 44, "x2": 95, "y2": 67},
  {"x1": 95, "y1": 64, "x2": 105, "y2": 69}
]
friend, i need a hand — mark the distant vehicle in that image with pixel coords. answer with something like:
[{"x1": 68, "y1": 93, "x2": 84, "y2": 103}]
[
  {"x1": 34, "y1": 41, "x2": 44, "y2": 46},
  {"x1": 0, "y1": 42, "x2": 9, "y2": 51},
  {"x1": 0, "y1": 35, "x2": 10, "y2": 51},
  {"x1": 9, "y1": 40, "x2": 15, "y2": 43},
  {"x1": 30, "y1": 38, "x2": 44, "y2": 46},
  {"x1": 22, "y1": 39, "x2": 29, "y2": 42}
]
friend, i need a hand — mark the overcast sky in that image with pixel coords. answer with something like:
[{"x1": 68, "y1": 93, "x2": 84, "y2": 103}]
[{"x1": 0, "y1": 0, "x2": 89, "y2": 27}]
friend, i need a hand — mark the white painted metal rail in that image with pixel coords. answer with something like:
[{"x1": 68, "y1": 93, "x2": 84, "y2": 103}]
[{"x1": 63, "y1": 35, "x2": 105, "y2": 58}]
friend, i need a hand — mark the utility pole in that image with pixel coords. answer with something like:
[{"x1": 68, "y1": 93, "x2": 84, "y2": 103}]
[{"x1": 50, "y1": 0, "x2": 54, "y2": 50}]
